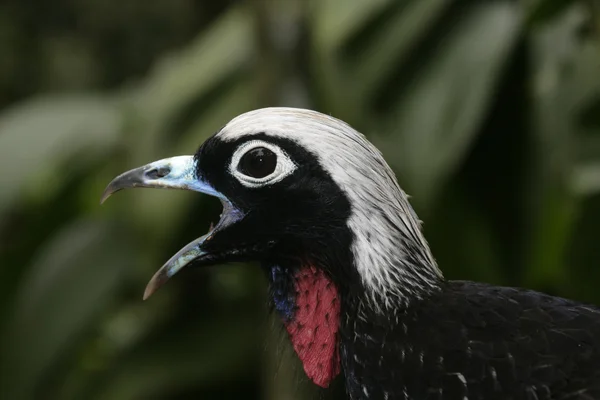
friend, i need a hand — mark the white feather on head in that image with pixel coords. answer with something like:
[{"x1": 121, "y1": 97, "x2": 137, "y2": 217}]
[{"x1": 218, "y1": 107, "x2": 442, "y2": 310}]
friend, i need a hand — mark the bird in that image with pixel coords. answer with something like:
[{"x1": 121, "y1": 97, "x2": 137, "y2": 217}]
[{"x1": 102, "y1": 107, "x2": 600, "y2": 400}]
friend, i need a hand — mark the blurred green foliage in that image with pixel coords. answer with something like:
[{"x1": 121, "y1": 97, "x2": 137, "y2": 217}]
[{"x1": 1, "y1": 0, "x2": 599, "y2": 399}]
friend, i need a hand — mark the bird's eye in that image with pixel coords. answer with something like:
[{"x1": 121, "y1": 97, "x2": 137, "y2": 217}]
[
  {"x1": 238, "y1": 147, "x2": 277, "y2": 178},
  {"x1": 230, "y1": 140, "x2": 297, "y2": 188}
]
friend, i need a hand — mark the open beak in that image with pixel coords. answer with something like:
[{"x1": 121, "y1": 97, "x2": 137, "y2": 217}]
[{"x1": 101, "y1": 155, "x2": 242, "y2": 299}]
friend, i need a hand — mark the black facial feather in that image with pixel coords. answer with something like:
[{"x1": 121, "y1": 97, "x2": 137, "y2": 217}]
[{"x1": 194, "y1": 133, "x2": 362, "y2": 292}]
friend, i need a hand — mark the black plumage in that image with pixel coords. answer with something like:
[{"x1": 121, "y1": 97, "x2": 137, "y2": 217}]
[
  {"x1": 102, "y1": 108, "x2": 600, "y2": 400},
  {"x1": 341, "y1": 282, "x2": 600, "y2": 399}
]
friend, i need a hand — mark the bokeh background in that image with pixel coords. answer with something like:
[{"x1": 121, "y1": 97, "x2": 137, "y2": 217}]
[{"x1": 1, "y1": 0, "x2": 599, "y2": 399}]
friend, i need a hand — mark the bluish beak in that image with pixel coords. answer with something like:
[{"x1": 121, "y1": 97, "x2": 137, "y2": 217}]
[
  {"x1": 101, "y1": 155, "x2": 223, "y2": 203},
  {"x1": 101, "y1": 155, "x2": 242, "y2": 299}
]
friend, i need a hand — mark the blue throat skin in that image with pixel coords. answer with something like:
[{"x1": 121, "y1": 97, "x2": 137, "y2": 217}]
[{"x1": 270, "y1": 265, "x2": 295, "y2": 322}]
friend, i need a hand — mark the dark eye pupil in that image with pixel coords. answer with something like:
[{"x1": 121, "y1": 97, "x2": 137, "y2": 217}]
[{"x1": 238, "y1": 147, "x2": 277, "y2": 178}]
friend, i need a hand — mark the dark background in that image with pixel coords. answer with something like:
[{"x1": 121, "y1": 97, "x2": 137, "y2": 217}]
[{"x1": 1, "y1": 0, "x2": 599, "y2": 399}]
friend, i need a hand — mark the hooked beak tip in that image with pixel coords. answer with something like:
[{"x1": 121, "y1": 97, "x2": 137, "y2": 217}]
[
  {"x1": 100, "y1": 188, "x2": 113, "y2": 205},
  {"x1": 142, "y1": 287, "x2": 153, "y2": 301},
  {"x1": 100, "y1": 169, "x2": 141, "y2": 204},
  {"x1": 141, "y1": 232, "x2": 212, "y2": 300},
  {"x1": 143, "y1": 269, "x2": 169, "y2": 300}
]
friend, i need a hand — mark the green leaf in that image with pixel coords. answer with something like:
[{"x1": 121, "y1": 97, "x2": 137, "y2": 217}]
[
  {"x1": 312, "y1": 0, "x2": 393, "y2": 51},
  {"x1": 524, "y1": 4, "x2": 593, "y2": 287},
  {"x1": 527, "y1": 0, "x2": 578, "y2": 24},
  {"x1": 309, "y1": 0, "x2": 394, "y2": 123},
  {"x1": 90, "y1": 315, "x2": 260, "y2": 400},
  {"x1": 350, "y1": 0, "x2": 450, "y2": 101},
  {"x1": 382, "y1": 2, "x2": 522, "y2": 208},
  {"x1": 0, "y1": 95, "x2": 121, "y2": 214},
  {"x1": 1, "y1": 219, "x2": 134, "y2": 399},
  {"x1": 574, "y1": 162, "x2": 600, "y2": 195}
]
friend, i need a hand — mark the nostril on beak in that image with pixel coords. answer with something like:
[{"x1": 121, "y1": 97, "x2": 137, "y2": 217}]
[{"x1": 145, "y1": 166, "x2": 171, "y2": 180}]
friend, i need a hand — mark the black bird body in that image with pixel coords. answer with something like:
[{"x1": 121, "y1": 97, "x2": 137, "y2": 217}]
[
  {"x1": 341, "y1": 282, "x2": 600, "y2": 399},
  {"x1": 102, "y1": 108, "x2": 600, "y2": 400}
]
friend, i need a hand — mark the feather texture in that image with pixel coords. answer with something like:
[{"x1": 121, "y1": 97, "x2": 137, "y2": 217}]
[
  {"x1": 218, "y1": 108, "x2": 441, "y2": 311},
  {"x1": 341, "y1": 281, "x2": 600, "y2": 399}
]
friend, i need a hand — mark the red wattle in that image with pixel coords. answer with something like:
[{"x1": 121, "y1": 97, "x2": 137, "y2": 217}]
[{"x1": 284, "y1": 265, "x2": 341, "y2": 388}]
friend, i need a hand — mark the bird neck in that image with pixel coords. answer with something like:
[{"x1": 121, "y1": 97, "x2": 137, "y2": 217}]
[
  {"x1": 343, "y1": 180, "x2": 443, "y2": 312},
  {"x1": 269, "y1": 263, "x2": 342, "y2": 388},
  {"x1": 266, "y1": 253, "x2": 443, "y2": 389},
  {"x1": 363, "y1": 249, "x2": 444, "y2": 312},
  {"x1": 350, "y1": 223, "x2": 444, "y2": 313}
]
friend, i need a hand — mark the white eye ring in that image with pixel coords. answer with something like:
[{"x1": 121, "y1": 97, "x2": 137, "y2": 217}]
[{"x1": 229, "y1": 140, "x2": 297, "y2": 188}]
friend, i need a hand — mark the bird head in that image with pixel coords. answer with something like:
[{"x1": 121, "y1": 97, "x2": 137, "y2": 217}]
[{"x1": 102, "y1": 107, "x2": 442, "y2": 387}]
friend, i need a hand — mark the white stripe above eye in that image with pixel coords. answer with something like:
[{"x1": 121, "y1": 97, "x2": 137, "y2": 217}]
[{"x1": 229, "y1": 139, "x2": 297, "y2": 188}]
